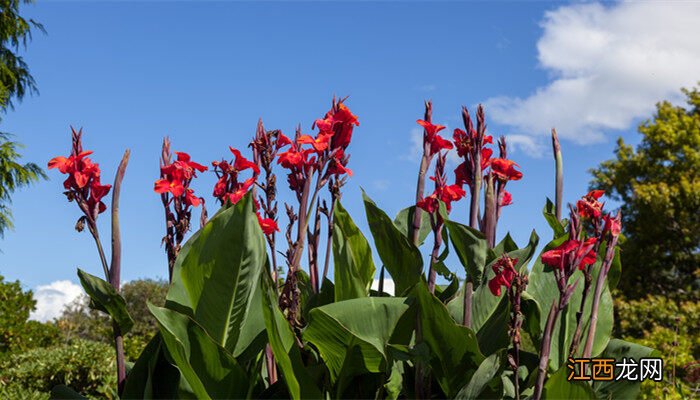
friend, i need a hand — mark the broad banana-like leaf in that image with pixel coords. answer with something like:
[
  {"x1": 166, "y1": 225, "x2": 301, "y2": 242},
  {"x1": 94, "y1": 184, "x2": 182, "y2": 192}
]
[
  {"x1": 362, "y1": 192, "x2": 423, "y2": 296},
  {"x1": 121, "y1": 333, "x2": 186, "y2": 399},
  {"x1": 444, "y1": 220, "x2": 488, "y2": 288},
  {"x1": 149, "y1": 304, "x2": 249, "y2": 400},
  {"x1": 543, "y1": 364, "x2": 596, "y2": 399},
  {"x1": 412, "y1": 282, "x2": 484, "y2": 397},
  {"x1": 593, "y1": 339, "x2": 660, "y2": 399},
  {"x1": 333, "y1": 200, "x2": 375, "y2": 302},
  {"x1": 165, "y1": 193, "x2": 267, "y2": 354},
  {"x1": 393, "y1": 205, "x2": 431, "y2": 246},
  {"x1": 260, "y1": 271, "x2": 322, "y2": 400},
  {"x1": 77, "y1": 268, "x2": 134, "y2": 334},
  {"x1": 303, "y1": 297, "x2": 412, "y2": 383},
  {"x1": 455, "y1": 351, "x2": 505, "y2": 400},
  {"x1": 446, "y1": 230, "x2": 539, "y2": 329}
]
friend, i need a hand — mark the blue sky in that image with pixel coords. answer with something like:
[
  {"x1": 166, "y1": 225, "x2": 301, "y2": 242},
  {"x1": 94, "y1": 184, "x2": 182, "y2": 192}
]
[{"x1": 2, "y1": 1, "x2": 699, "y2": 320}]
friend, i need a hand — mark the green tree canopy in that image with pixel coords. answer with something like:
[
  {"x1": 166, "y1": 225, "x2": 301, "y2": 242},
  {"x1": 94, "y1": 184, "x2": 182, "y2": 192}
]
[
  {"x1": 1, "y1": 0, "x2": 43, "y2": 112},
  {"x1": 590, "y1": 87, "x2": 700, "y2": 300},
  {"x1": 0, "y1": 0, "x2": 44, "y2": 237}
]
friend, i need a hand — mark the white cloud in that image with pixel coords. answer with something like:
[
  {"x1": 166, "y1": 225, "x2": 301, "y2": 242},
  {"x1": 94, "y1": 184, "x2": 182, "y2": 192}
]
[
  {"x1": 371, "y1": 278, "x2": 395, "y2": 296},
  {"x1": 486, "y1": 1, "x2": 700, "y2": 144},
  {"x1": 29, "y1": 280, "x2": 84, "y2": 322},
  {"x1": 505, "y1": 134, "x2": 546, "y2": 158}
]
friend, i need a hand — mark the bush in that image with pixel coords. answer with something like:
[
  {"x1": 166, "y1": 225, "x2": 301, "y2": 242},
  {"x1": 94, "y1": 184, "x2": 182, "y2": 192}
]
[
  {"x1": 615, "y1": 293, "x2": 700, "y2": 399},
  {"x1": 0, "y1": 339, "x2": 117, "y2": 399},
  {"x1": 57, "y1": 279, "x2": 168, "y2": 361}
]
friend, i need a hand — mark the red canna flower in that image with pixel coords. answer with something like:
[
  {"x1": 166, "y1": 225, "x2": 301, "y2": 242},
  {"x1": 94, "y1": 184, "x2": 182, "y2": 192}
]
[
  {"x1": 277, "y1": 148, "x2": 305, "y2": 169},
  {"x1": 488, "y1": 255, "x2": 518, "y2": 296},
  {"x1": 490, "y1": 158, "x2": 523, "y2": 182},
  {"x1": 416, "y1": 193, "x2": 439, "y2": 214},
  {"x1": 541, "y1": 238, "x2": 597, "y2": 271},
  {"x1": 417, "y1": 119, "x2": 453, "y2": 156},
  {"x1": 453, "y1": 128, "x2": 493, "y2": 158},
  {"x1": 49, "y1": 128, "x2": 113, "y2": 223},
  {"x1": 257, "y1": 213, "x2": 280, "y2": 235},
  {"x1": 603, "y1": 213, "x2": 621, "y2": 236},
  {"x1": 230, "y1": 147, "x2": 261, "y2": 175},
  {"x1": 499, "y1": 190, "x2": 513, "y2": 207},
  {"x1": 277, "y1": 133, "x2": 293, "y2": 148},
  {"x1": 577, "y1": 190, "x2": 605, "y2": 219},
  {"x1": 297, "y1": 133, "x2": 332, "y2": 152}
]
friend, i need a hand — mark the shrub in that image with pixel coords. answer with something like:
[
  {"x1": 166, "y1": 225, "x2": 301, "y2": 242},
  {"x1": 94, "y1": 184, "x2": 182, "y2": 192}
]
[
  {"x1": 615, "y1": 293, "x2": 700, "y2": 399},
  {"x1": 0, "y1": 339, "x2": 116, "y2": 399}
]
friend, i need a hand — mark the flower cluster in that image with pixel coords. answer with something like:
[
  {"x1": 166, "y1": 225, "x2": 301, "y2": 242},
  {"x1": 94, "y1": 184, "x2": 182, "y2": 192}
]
[
  {"x1": 541, "y1": 237, "x2": 597, "y2": 271},
  {"x1": 212, "y1": 147, "x2": 260, "y2": 205},
  {"x1": 48, "y1": 128, "x2": 112, "y2": 223},
  {"x1": 417, "y1": 153, "x2": 466, "y2": 214},
  {"x1": 154, "y1": 151, "x2": 207, "y2": 207},
  {"x1": 417, "y1": 119, "x2": 453, "y2": 156},
  {"x1": 212, "y1": 146, "x2": 280, "y2": 235},
  {"x1": 576, "y1": 190, "x2": 605, "y2": 219},
  {"x1": 488, "y1": 255, "x2": 519, "y2": 296}
]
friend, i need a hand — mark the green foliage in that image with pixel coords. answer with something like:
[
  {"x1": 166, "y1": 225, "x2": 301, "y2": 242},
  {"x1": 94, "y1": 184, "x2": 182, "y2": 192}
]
[
  {"x1": 58, "y1": 278, "x2": 168, "y2": 361},
  {"x1": 614, "y1": 293, "x2": 699, "y2": 399},
  {"x1": 0, "y1": 0, "x2": 42, "y2": 111},
  {"x1": 590, "y1": 86, "x2": 700, "y2": 299},
  {"x1": 0, "y1": 133, "x2": 45, "y2": 237},
  {"x1": 332, "y1": 200, "x2": 375, "y2": 302},
  {"x1": 77, "y1": 269, "x2": 134, "y2": 334},
  {"x1": 0, "y1": 339, "x2": 116, "y2": 399},
  {"x1": 0, "y1": 274, "x2": 59, "y2": 356}
]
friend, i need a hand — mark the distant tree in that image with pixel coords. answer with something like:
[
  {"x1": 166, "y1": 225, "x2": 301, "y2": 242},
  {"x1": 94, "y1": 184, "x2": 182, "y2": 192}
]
[
  {"x1": 0, "y1": 0, "x2": 44, "y2": 237},
  {"x1": 590, "y1": 87, "x2": 700, "y2": 300},
  {"x1": 1, "y1": 0, "x2": 43, "y2": 111},
  {"x1": 57, "y1": 279, "x2": 168, "y2": 360},
  {"x1": 0, "y1": 274, "x2": 59, "y2": 356}
]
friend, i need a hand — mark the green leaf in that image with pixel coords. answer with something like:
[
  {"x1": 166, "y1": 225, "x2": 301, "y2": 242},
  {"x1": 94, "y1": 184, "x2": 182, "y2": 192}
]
[
  {"x1": 303, "y1": 297, "x2": 412, "y2": 383},
  {"x1": 593, "y1": 339, "x2": 660, "y2": 399},
  {"x1": 149, "y1": 304, "x2": 249, "y2": 400},
  {"x1": 476, "y1": 295, "x2": 510, "y2": 357},
  {"x1": 455, "y1": 351, "x2": 505, "y2": 400},
  {"x1": 393, "y1": 205, "x2": 431, "y2": 246},
  {"x1": 543, "y1": 364, "x2": 596, "y2": 399},
  {"x1": 77, "y1": 269, "x2": 134, "y2": 334},
  {"x1": 333, "y1": 200, "x2": 376, "y2": 302},
  {"x1": 49, "y1": 385, "x2": 88, "y2": 400},
  {"x1": 543, "y1": 198, "x2": 566, "y2": 238},
  {"x1": 384, "y1": 361, "x2": 404, "y2": 400},
  {"x1": 526, "y1": 235, "x2": 614, "y2": 370},
  {"x1": 121, "y1": 333, "x2": 184, "y2": 399},
  {"x1": 165, "y1": 193, "x2": 267, "y2": 354},
  {"x1": 446, "y1": 231, "x2": 538, "y2": 330},
  {"x1": 260, "y1": 271, "x2": 322, "y2": 400},
  {"x1": 363, "y1": 192, "x2": 423, "y2": 296},
  {"x1": 444, "y1": 220, "x2": 488, "y2": 287},
  {"x1": 492, "y1": 233, "x2": 519, "y2": 258},
  {"x1": 412, "y1": 282, "x2": 484, "y2": 397}
]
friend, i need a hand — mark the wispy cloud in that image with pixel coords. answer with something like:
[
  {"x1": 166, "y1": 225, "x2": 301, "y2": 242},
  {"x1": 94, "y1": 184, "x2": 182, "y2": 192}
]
[
  {"x1": 505, "y1": 134, "x2": 546, "y2": 159},
  {"x1": 29, "y1": 280, "x2": 84, "y2": 322},
  {"x1": 486, "y1": 2, "x2": 700, "y2": 144}
]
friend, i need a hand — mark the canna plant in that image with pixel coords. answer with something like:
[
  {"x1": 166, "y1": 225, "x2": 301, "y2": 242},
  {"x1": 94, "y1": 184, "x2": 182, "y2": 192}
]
[{"x1": 48, "y1": 99, "x2": 656, "y2": 400}]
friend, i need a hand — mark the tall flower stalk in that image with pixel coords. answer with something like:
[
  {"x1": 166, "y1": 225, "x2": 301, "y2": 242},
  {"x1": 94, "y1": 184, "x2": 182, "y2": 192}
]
[
  {"x1": 48, "y1": 128, "x2": 130, "y2": 394},
  {"x1": 453, "y1": 105, "x2": 491, "y2": 327},
  {"x1": 154, "y1": 138, "x2": 207, "y2": 282},
  {"x1": 533, "y1": 205, "x2": 597, "y2": 400},
  {"x1": 488, "y1": 255, "x2": 526, "y2": 400}
]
